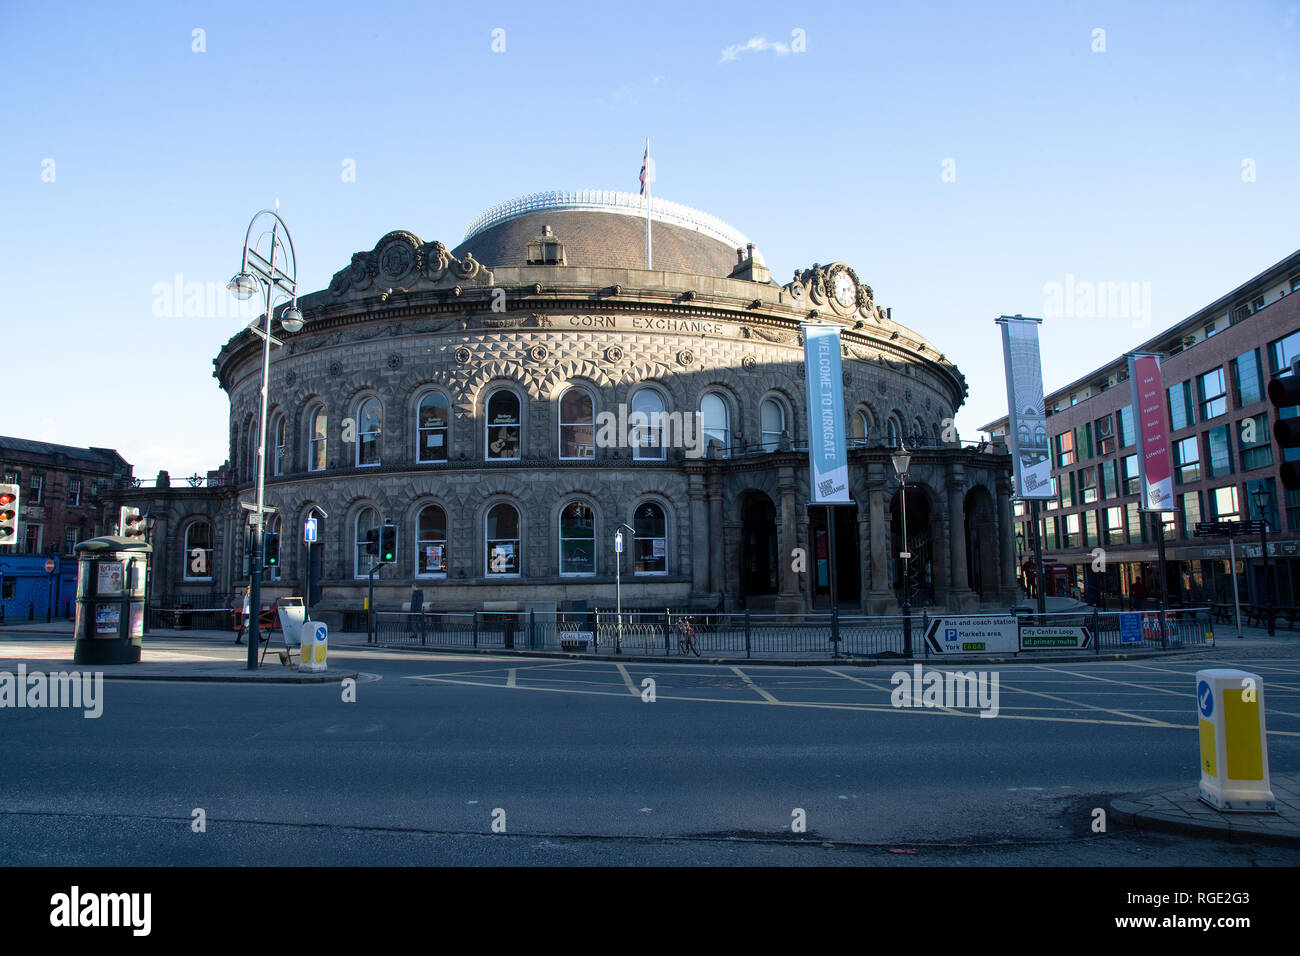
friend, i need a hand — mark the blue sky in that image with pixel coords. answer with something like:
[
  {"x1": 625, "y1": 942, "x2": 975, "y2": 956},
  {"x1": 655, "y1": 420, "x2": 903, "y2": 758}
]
[{"x1": 2, "y1": 0, "x2": 1297, "y2": 477}]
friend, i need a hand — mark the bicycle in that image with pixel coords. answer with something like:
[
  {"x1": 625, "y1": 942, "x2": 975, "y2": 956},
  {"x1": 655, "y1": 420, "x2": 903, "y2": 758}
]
[{"x1": 676, "y1": 616, "x2": 700, "y2": 656}]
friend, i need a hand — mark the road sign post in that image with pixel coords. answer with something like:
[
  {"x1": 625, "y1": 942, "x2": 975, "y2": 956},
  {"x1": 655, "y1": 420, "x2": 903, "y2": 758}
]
[{"x1": 303, "y1": 517, "x2": 317, "y2": 623}]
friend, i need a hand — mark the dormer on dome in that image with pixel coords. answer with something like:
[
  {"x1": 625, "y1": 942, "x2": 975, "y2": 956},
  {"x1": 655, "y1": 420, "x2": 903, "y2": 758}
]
[{"x1": 525, "y1": 225, "x2": 566, "y2": 266}]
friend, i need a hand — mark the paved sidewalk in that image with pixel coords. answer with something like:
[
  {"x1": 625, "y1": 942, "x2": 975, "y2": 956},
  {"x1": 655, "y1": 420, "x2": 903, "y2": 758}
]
[{"x1": 1111, "y1": 774, "x2": 1300, "y2": 848}]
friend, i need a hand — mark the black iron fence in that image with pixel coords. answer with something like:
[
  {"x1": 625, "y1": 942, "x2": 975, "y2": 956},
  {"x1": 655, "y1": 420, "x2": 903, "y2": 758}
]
[{"x1": 360, "y1": 606, "x2": 1215, "y2": 660}]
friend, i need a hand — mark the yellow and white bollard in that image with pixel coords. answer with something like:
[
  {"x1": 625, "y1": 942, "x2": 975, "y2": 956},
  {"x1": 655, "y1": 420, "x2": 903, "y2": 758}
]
[
  {"x1": 298, "y1": 621, "x2": 328, "y2": 672},
  {"x1": 1195, "y1": 668, "x2": 1275, "y2": 812}
]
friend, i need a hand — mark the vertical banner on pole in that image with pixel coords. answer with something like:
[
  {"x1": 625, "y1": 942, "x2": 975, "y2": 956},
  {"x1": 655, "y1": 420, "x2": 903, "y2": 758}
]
[
  {"x1": 803, "y1": 324, "x2": 851, "y2": 504},
  {"x1": 1127, "y1": 352, "x2": 1175, "y2": 512},
  {"x1": 995, "y1": 316, "x2": 1055, "y2": 499}
]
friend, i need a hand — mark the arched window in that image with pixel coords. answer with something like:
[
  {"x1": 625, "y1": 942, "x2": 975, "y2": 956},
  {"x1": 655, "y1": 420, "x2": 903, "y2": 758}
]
[
  {"x1": 633, "y1": 502, "x2": 667, "y2": 574},
  {"x1": 244, "y1": 420, "x2": 259, "y2": 482},
  {"x1": 701, "y1": 393, "x2": 730, "y2": 457},
  {"x1": 559, "y1": 388, "x2": 595, "y2": 460},
  {"x1": 761, "y1": 399, "x2": 785, "y2": 451},
  {"x1": 356, "y1": 398, "x2": 382, "y2": 466},
  {"x1": 416, "y1": 392, "x2": 449, "y2": 463},
  {"x1": 262, "y1": 514, "x2": 281, "y2": 581},
  {"x1": 486, "y1": 390, "x2": 521, "y2": 460},
  {"x1": 887, "y1": 417, "x2": 901, "y2": 448},
  {"x1": 416, "y1": 505, "x2": 447, "y2": 575},
  {"x1": 183, "y1": 521, "x2": 214, "y2": 581},
  {"x1": 852, "y1": 411, "x2": 870, "y2": 446},
  {"x1": 354, "y1": 507, "x2": 380, "y2": 578},
  {"x1": 308, "y1": 405, "x2": 327, "y2": 471},
  {"x1": 271, "y1": 415, "x2": 287, "y2": 476},
  {"x1": 631, "y1": 388, "x2": 666, "y2": 460},
  {"x1": 485, "y1": 503, "x2": 520, "y2": 575},
  {"x1": 559, "y1": 501, "x2": 595, "y2": 575}
]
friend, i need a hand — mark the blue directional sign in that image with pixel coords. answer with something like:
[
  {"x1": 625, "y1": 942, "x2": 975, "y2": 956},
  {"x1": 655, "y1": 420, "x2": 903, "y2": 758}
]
[
  {"x1": 304, "y1": 517, "x2": 318, "y2": 543},
  {"x1": 1119, "y1": 613, "x2": 1142, "y2": 644},
  {"x1": 1197, "y1": 679, "x2": 1214, "y2": 719}
]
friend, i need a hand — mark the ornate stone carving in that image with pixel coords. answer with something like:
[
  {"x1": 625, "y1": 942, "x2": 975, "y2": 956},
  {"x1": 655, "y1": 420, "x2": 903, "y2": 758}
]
[
  {"x1": 328, "y1": 361, "x2": 342, "y2": 377},
  {"x1": 604, "y1": 345, "x2": 624, "y2": 364},
  {"x1": 529, "y1": 344, "x2": 549, "y2": 363},
  {"x1": 387, "y1": 354, "x2": 402, "y2": 370},
  {"x1": 742, "y1": 356, "x2": 757, "y2": 371},
  {"x1": 677, "y1": 349, "x2": 695, "y2": 367},
  {"x1": 454, "y1": 347, "x2": 471, "y2": 365}
]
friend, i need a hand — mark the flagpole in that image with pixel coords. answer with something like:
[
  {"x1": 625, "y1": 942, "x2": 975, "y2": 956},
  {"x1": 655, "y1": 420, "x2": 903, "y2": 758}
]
[{"x1": 645, "y1": 137, "x2": 652, "y2": 270}]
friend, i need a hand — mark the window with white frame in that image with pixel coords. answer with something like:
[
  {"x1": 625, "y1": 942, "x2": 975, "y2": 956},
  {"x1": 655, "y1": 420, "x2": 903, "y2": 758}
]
[
  {"x1": 700, "y1": 393, "x2": 730, "y2": 456},
  {"x1": 887, "y1": 418, "x2": 901, "y2": 448},
  {"x1": 66, "y1": 478, "x2": 81, "y2": 507},
  {"x1": 272, "y1": 415, "x2": 287, "y2": 476},
  {"x1": 558, "y1": 501, "x2": 595, "y2": 574},
  {"x1": 486, "y1": 390, "x2": 521, "y2": 460},
  {"x1": 633, "y1": 502, "x2": 667, "y2": 574},
  {"x1": 631, "y1": 388, "x2": 666, "y2": 460},
  {"x1": 416, "y1": 504, "x2": 447, "y2": 575},
  {"x1": 760, "y1": 399, "x2": 785, "y2": 451},
  {"x1": 30, "y1": 472, "x2": 43, "y2": 504},
  {"x1": 308, "y1": 406, "x2": 327, "y2": 471},
  {"x1": 416, "y1": 392, "x2": 449, "y2": 463},
  {"x1": 559, "y1": 388, "x2": 595, "y2": 459},
  {"x1": 356, "y1": 398, "x2": 382, "y2": 466},
  {"x1": 485, "y1": 503, "x2": 520, "y2": 575},
  {"x1": 851, "y1": 411, "x2": 870, "y2": 445},
  {"x1": 64, "y1": 528, "x2": 78, "y2": 554},
  {"x1": 183, "y1": 521, "x2": 214, "y2": 581},
  {"x1": 354, "y1": 507, "x2": 380, "y2": 577}
]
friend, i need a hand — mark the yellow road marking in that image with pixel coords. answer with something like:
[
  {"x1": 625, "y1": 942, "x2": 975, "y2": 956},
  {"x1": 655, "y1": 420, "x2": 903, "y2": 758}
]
[{"x1": 730, "y1": 665, "x2": 779, "y2": 702}]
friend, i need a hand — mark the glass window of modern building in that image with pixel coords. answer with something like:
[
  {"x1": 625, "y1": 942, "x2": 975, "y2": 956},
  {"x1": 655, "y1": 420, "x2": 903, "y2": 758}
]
[
  {"x1": 1205, "y1": 425, "x2": 1233, "y2": 478},
  {"x1": 1179, "y1": 491, "x2": 1202, "y2": 535},
  {"x1": 1239, "y1": 414, "x2": 1272, "y2": 471},
  {"x1": 1094, "y1": 414, "x2": 1115, "y2": 456},
  {"x1": 1210, "y1": 486, "x2": 1240, "y2": 522},
  {"x1": 1197, "y1": 368, "x2": 1227, "y2": 420},
  {"x1": 1232, "y1": 349, "x2": 1263, "y2": 406},
  {"x1": 1118, "y1": 404, "x2": 1135, "y2": 448},
  {"x1": 1168, "y1": 381, "x2": 1196, "y2": 431},
  {"x1": 1174, "y1": 436, "x2": 1200, "y2": 484}
]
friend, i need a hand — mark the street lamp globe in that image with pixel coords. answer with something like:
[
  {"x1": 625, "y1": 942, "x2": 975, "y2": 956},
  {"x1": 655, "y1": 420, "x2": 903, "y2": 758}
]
[
  {"x1": 890, "y1": 442, "x2": 911, "y2": 480},
  {"x1": 227, "y1": 272, "x2": 258, "y2": 300},
  {"x1": 280, "y1": 304, "x2": 304, "y2": 333}
]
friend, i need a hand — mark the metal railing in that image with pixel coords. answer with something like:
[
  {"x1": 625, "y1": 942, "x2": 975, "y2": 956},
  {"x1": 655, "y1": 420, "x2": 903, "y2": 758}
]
[{"x1": 359, "y1": 606, "x2": 1215, "y2": 659}]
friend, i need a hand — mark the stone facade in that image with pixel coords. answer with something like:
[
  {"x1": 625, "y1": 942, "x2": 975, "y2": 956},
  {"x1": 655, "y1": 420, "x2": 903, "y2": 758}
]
[{"x1": 112, "y1": 192, "x2": 1017, "y2": 622}]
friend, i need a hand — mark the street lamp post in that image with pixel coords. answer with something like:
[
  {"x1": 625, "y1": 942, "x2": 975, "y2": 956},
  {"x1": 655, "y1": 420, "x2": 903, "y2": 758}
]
[
  {"x1": 614, "y1": 523, "x2": 636, "y2": 654},
  {"x1": 891, "y1": 441, "x2": 912, "y2": 656},
  {"x1": 228, "y1": 209, "x2": 304, "y2": 670},
  {"x1": 1250, "y1": 487, "x2": 1275, "y2": 636}
]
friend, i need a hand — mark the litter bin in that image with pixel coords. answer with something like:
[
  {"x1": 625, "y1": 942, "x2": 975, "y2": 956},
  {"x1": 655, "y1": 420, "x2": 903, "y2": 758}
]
[{"x1": 72, "y1": 536, "x2": 150, "y2": 665}]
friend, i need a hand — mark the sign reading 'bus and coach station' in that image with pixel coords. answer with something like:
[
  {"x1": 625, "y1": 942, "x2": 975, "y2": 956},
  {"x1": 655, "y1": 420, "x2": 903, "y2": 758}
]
[{"x1": 924, "y1": 616, "x2": 1094, "y2": 654}]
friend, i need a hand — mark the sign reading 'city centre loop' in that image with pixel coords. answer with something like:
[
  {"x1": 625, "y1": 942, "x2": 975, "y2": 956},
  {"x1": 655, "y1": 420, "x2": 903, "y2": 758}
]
[{"x1": 925, "y1": 617, "x2": 1094, "y2": 653}]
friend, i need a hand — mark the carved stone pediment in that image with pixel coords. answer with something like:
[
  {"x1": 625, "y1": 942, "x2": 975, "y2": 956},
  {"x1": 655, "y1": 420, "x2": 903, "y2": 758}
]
[{"x1": 328, "y1": 231, "x2": 494, "y2": 299}]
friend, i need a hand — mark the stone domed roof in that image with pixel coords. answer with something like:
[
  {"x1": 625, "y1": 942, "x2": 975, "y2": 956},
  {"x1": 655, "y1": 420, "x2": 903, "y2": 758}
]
[{"x1": 451, "y1": 190, "x2": 763, "y2": 279}]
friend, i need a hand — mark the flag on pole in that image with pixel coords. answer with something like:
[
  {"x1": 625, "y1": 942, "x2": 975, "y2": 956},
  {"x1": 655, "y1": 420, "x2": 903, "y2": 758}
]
[
  {"x1": 640, "y1": 143, "x2": 649, "y2": 196},
  {"x1": 640, "y1": 138, "x2": 653, "y2": 269}
]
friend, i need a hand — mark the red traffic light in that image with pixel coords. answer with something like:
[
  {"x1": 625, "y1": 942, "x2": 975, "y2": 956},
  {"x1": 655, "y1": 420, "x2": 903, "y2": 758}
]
[{"x1": 0, "y1": 493, "x2": 14, "y2": 506}]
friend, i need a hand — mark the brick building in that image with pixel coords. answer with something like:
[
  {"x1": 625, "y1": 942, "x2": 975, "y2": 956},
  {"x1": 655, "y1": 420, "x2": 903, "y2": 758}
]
[{"x1": 983, "y1": 249, "x2": 1300, "y2": 610}]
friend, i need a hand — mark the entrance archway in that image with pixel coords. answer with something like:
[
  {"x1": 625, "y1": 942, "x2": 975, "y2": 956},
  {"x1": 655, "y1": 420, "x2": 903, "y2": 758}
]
[
  {"x1": 890, "y1": 487, "x2": 933, "y2": 606},
  {"x1": 740, "y1": 492, "x2": 779, "y2": 607},
  {"x1": 964, "y1": 486, "x2": 999, "y2": 602},
  {"x1": 808, "y1": 502, "x2": 861, "y2": 609}
]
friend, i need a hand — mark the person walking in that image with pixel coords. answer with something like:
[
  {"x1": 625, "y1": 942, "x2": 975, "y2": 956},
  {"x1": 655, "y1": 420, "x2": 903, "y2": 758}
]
[
  {"x1": 234, "y1": 587, "x2": 250, "y2": 644},
  {"x1": 1131, "y1": 576, "x2": 1147, "y2": 612},
  {"x1": 408, "y1": 585, "x2": 424, "y2": 640}
]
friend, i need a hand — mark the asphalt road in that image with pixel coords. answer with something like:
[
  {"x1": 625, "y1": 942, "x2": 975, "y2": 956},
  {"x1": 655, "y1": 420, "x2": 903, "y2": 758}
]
[{"x1": 2, "y1": 637, "x2": 1298, "y2": 865}]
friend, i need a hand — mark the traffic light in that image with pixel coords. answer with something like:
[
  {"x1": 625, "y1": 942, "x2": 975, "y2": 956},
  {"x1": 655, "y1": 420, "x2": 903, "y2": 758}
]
[
  {"x1": 380, "y1": 524, "x2": 397, "y2": 563},
  {"x1": 0, "y1": 484, "x2": 18, "y2": 546},
  {"x1": 365, "y1": 528, "x2": 379, "y2": 555},
  {"x1": 265, "y1": 532, "x2": 280, "y2": 567},
  {"x1": 120, "y1": 506, "x2": 146, "y2": 539},
  {"x1": 1268, "y1": 366, "x2": 1300, "y2": 491}
]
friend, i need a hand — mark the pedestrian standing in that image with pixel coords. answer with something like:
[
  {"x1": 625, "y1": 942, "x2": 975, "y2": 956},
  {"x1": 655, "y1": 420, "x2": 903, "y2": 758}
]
[
  {"x1": 408, "y1": 585, "x2": 424, "y2": 640},
  {"x1": 1131, "y1": 576, "x2": 1147, "y2": 612}
]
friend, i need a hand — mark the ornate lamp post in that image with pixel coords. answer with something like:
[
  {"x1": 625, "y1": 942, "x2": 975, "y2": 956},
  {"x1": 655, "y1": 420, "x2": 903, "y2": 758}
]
[
  {"x1": 614, "y1": 522, "x2": 636, "y2": 654},
  {"x1": 891, "y1": 440, "x2": 912, "y2": 656},
  {"x1": 227, "y1": 209, "x2": 304, "y2": 669}
]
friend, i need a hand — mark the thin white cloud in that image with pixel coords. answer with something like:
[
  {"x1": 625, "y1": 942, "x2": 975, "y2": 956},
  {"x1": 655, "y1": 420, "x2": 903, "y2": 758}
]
[{"x1": 719, "y1": 36, "x2": 790, "y2": 63}]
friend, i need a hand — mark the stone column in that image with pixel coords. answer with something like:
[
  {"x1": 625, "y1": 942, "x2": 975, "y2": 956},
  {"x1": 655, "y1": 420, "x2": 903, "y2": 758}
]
[
  {"x1": 867, "y1": 462, "x2": 892, "y2": 614},
  {"x1": 150, "y1": 514, "x2": 170, "y2": 605},
  {"x1": 707, "y1": 473, "x2": 724, "y2": 598},
  {"x1": 946, "y1": 464, "x2": 973, "y2": 611},
  {"x1": 723, "y1": 520, "x2": 742, "y2": 611},
  {"x1": 995, "y1": 474, "x2": 1019, "y2": 604},
  {"x1": 687, "y1": 469, "x2": 710, "y2": 598},
  {"x1": 776, "y1": 465, "x2": 803, "y2": 612}
]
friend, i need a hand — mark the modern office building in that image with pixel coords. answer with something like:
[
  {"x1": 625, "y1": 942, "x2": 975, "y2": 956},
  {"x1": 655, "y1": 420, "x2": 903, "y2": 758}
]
[
  {"x1": 106, "y1": 189, "x2": 1017, "y2": 624},
  {"x1": 983, "y1": 249, "x2": 1300, "y2": 610}
]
